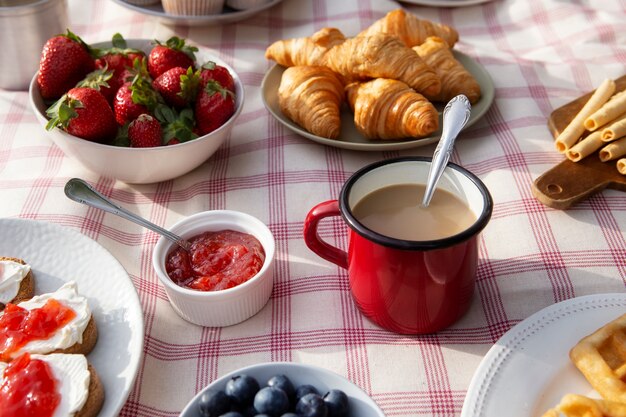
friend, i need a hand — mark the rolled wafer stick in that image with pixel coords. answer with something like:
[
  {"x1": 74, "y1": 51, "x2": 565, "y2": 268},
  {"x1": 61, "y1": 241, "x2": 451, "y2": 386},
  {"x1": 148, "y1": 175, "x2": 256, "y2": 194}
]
[
  {"x1": 555, "y1": 78, "x2": 616, "y2": 153},
  {"x1": 599, "y1": 137, "x2": 626, "y2": 162},
  {"x1": 601, "y1": 114, "x2": 626, "y2": 141},
  {"x1": 584, "y1": 90, "x2": 626, "y2": 131},
  {"x1": 565, "y1": 131, "x2": 604, "y2": 162},
  {"x1": 617, "y1": 158, "x2": 626, "y2": 175}
]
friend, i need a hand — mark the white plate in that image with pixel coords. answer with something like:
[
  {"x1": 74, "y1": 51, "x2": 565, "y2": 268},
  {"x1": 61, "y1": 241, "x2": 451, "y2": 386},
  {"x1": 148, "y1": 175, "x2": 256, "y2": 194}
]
[
  {"x1": 179, "y1": 362, "x2": 385, "y2": 417},
  {"x1": 110, "y1": 0, "x2": 283, "y2": 26},
  {"x1": 0, "y1": 218, "x2": 144, "y2": 417},
  {"x1": 261, "y1": 50, "x2": 494, "y2": 151},
  {"x1": 399, "y1": 0, "x2": 495, "y2": 7},
  {"x1": 461, "y1": 293, "x2": 626, "y2": 417}
]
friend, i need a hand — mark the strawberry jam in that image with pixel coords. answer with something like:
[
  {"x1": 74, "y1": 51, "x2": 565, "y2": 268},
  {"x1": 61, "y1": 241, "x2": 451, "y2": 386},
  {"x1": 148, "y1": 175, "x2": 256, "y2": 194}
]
[
  {"x1": 165, "y1": 230, "x2": 265, "y2": 291},
  {"x1": 0, "y1": 299, "x2": 76, "y2": 361},
  {"x1": 0, "y1": 353, "x2": 60, "y2": 417}
]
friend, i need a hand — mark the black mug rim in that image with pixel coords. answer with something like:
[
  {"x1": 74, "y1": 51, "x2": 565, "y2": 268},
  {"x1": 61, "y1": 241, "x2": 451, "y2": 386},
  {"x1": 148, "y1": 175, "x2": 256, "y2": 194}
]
[{"x1": 339, "y1": 156, "x2": 493, "y2": 251}]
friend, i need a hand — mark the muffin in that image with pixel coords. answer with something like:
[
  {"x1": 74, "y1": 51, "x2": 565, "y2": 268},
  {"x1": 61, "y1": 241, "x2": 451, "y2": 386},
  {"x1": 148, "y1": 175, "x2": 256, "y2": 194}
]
[
  {"x1": 226, "y1": 0, "x2": 271, "y2": 10},
  {"x1": 161, "y1": 0, "x2": 225, "y2": 15}
]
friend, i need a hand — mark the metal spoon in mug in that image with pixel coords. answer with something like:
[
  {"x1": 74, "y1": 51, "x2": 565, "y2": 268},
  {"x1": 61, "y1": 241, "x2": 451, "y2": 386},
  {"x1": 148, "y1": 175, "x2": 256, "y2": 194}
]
[
  {"x1": 421, "y1": 95, "x2": 472, "y2": 207},
  {"x1": 64, "y1": 178, "x2": 192, "y2": 252}
]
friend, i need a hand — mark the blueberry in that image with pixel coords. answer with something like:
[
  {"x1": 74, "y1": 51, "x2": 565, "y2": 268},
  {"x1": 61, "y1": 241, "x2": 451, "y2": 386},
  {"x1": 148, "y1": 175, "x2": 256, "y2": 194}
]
[
  {"x1": 225, "y1": 375, "x2": 261, "y2": 407},
  {"x1": 253, "y1": 386, "x2": 290, "y2": 416},
  {"x1": 323, "y1": 389, "x2": 348, "y2": 417},
  {"x1": 236, "y1": 404, "x2": 258, "y2": 417},
  {"x1": 267, "y1": 375, "x2": 296, "y2": 400},
  {"x1": 295, "y1": 393, "x2": 328, "y2": 417},
  {"x1": 219, "y1": 412, "x2": 243, "y2": 417},
  {"x1": 279, "y1": 414, "x2": 299, "y2": 417},
  {"x1": 294, "y1": 384, "x2": 319, "y2": 402},
  {"x1": 198, "y1": 389, "x2": 231, "y2": 417}
]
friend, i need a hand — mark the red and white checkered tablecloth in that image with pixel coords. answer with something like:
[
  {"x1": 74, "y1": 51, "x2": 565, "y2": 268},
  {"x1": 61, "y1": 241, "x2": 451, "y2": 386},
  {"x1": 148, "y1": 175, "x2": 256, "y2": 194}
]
[{"x1": 1, "y1": 0, "x2": 625, "y2": 415}]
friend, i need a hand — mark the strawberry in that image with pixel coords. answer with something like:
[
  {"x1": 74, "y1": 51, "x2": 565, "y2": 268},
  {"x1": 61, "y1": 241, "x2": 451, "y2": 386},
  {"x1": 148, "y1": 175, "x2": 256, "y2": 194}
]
[
  {"x1": 37, "y1": 30, "x2": 95, "y2": 100},
  {"x1": 199, "y1": 61, "x2": 235, "y2": 92},
  {"x1": 128, "y1": 114, "x2": 162, "y2": 148},
  {"x1": 94, "y1": 33, "x2": 146, "y2": 94},
  {"x1": 148, "y1": 36, "x2": 197, "y2": 80},
  {"x1": 115, "y1": 56, "x2": 151, "y2": 92},
  {"x1": 95, "y1": 50, "x2": 145, "y2": 77},
  {"x1": 194, "y1": 80, "x2": 236, "y2": 135},
  {"x1": 152, "y1": 66, "x2": 200, "y2": 108},
  {"x1": 114, "y1": 83, "x2": 147, "y2": 126},
  {"x1": 45, "y1": 87, "x2": 117, "y2": 142},
  {"x1": 113, "y1": 74, "x2": 161, "y2": 125}
]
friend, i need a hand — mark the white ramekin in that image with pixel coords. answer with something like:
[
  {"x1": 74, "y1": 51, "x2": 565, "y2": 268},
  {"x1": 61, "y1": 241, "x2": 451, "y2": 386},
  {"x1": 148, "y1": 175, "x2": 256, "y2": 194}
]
[{"x1": 152, "y1": 210, "x2": 275, "y2": 327}]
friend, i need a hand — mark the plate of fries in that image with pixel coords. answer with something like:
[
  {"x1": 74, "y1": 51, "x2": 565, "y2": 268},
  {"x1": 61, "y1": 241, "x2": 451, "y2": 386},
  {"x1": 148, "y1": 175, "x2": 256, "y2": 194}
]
[{"x1": 460, "y1": 293, "x2": 626, "y2": 417}]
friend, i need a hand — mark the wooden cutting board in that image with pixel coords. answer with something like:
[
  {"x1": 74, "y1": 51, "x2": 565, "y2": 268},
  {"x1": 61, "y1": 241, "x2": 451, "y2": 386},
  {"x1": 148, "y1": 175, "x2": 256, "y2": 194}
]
[{"x1": 532, "y1": 75, "x2": 626, "y2": 209}]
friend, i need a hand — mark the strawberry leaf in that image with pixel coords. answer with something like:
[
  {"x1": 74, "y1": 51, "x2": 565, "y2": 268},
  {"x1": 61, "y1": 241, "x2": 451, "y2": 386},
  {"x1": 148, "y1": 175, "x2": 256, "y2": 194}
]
[
  {"x1": 130, "y1": 75, "x2": 162, "y2": 111},
  {"x1": 111, "y1": 33, "x2": 127, "y2": 49},
  {"x1": 157, "y1": 105, "x2": 198, "y2": 143},
  {"x1": 64, "y1": 29, "x2": 97, "y2": 57},
  {"x1": 76, "y1": 67, "x2": 113, "y2": 90},
  {"x1": 45, "y1": 95, "x2": 82, "y2": 130},
  {"x1": 179, "y1": 108, "x2": 195, "y2": 124},
  {"x1": 112, "y1": 123, "x2": 130, "y2": 147},
  {"x1": 162, "y1": 36, "x2": 198, "y2": 61},
  {"x1": 204, "y1": 79, "x2": 234, "y2": 99},
  {"x1": 178, "y1": 67, "x2": 201, "y2": 102},
  {"x1": 94, "y1": 33, "x2": 143, "y2": 58},
  {"x1": 154, "y1": 104, "x2": 177, "y2": 124}
]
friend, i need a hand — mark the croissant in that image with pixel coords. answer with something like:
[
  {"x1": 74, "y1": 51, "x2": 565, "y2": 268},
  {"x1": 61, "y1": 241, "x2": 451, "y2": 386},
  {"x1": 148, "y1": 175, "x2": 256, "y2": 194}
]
[
  {"x1": 413, "y1": 36, "x2": 481, "y2": 104},
  {"x1": 278, "y1": 66, "x2": 345, "y2": 139},
  {"x1": 322, "y1": 34, "x2": 441, "y2": 97},
  {"x1": 346, "y1": 78, "x2": 439, "y2": 140},
  {"x1": 265, "y1": 27, "x2": 346, "y2": 67},
  {"x1": 359, "y1": 9, "x2": 459, "y2": 48}
]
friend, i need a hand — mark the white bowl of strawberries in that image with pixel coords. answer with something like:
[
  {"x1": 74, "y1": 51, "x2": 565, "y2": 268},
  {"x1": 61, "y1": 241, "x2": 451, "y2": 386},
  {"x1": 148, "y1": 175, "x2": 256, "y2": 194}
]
[{"x1": 29, "y1": 32, "x2": 243, "y2": 184}]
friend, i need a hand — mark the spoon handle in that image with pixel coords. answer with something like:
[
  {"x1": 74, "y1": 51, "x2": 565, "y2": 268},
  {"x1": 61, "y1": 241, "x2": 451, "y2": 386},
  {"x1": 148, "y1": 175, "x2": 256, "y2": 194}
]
[
  {"x1": 64, "y1": 178, "x2": 191, "y2": 251},
  {"x1": 421, "y1": 95, "x2": 472, "y2": 207}
]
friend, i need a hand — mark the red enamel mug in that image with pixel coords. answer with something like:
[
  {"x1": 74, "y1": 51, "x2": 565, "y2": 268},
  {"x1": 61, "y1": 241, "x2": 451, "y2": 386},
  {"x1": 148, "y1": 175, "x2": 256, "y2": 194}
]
[{"x1": 304, "y1": 157, "x2": 493, "y2": 334}]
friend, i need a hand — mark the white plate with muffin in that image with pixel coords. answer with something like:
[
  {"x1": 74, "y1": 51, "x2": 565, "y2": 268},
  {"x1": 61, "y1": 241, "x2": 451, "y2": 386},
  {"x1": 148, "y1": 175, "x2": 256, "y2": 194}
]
[{"x1": 110, "y1": 0, "x2": 283, "y2": 26}]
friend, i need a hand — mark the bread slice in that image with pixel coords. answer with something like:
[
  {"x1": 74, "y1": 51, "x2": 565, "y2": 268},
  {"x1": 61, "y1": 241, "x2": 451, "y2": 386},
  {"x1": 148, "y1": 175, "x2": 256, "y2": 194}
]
[
  {"x1": 2, "y1": 282, "x2": 98, "y2": 360},
  {"x1": 77, "y1": 363, "x2": 105, "y2": 417},
  {"x1": 51, "y1": 315, "x2": 98, "y2": 357},
  {"x1": 0, "y1": 256, "x2": 35, "y2": 309},
  {"x1": 7, "y1": 313, "x2": 99, "y2": 360},
  {"x1": 0, "y1": 354, "x2": 105, "y2": 417}
]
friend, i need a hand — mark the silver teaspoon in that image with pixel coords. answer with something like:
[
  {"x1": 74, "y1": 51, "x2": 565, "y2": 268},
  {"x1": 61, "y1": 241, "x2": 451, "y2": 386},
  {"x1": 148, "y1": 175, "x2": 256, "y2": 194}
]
[
  {"x1": 421, "y1": 95, "x2": 472, "y2": 207},
  {"x1": 64, "y1": 178, "x2": 192, "y2": 252}
]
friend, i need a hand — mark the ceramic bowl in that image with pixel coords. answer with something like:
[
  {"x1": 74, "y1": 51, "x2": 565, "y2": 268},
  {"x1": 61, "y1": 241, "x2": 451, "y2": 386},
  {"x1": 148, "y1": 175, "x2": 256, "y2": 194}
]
[
  {"x1": 152, "y1": 210, "x2": 275, "y2": 327},
  {"x1": 179, "y1": 362, "x2": 386, "y2": 417},
  {"x1": 28, "y1": 39, "x2": 244, "y2": 184}
]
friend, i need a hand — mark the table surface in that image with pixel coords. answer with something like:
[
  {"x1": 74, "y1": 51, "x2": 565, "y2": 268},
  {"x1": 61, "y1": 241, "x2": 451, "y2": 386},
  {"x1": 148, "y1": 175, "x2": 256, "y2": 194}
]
[{"x1": 1, "y1": 0, "x2": 626, "y2": 416}]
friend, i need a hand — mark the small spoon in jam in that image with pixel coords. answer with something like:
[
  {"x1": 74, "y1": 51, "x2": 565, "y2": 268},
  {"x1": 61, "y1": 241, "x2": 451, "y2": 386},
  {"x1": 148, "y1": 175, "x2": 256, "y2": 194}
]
[{"x1": 64, "y1": 178, "x2": 192, "y2": 252}]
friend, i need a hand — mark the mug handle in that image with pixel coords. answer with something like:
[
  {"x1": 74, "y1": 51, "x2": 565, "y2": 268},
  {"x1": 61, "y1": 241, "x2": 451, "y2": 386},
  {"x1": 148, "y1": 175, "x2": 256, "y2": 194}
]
[{"x1": 303, "y1": 200, "x2": 348, "y2": 269}]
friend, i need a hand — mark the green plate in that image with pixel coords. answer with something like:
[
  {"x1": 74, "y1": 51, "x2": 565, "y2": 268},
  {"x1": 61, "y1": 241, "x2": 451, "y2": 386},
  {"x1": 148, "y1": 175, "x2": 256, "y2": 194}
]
[{"x1": 261, "y1": 50, "x2": 495, "y2": 151}]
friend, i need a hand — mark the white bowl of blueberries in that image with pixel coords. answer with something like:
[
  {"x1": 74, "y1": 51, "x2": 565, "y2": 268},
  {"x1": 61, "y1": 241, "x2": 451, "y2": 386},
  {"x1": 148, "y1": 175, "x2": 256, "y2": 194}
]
[{"x1": 180, "y1": 362, "x2": 385, "y2": 417}]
